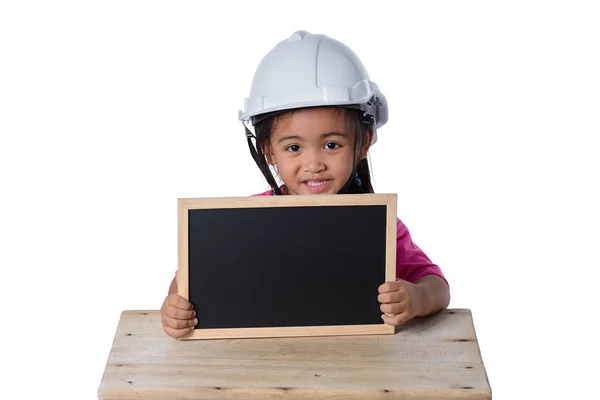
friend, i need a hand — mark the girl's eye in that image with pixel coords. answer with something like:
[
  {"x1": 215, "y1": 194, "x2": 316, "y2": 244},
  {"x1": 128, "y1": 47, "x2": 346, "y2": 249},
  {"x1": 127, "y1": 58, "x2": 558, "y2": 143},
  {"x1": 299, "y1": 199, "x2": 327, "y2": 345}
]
[
  {"x1": 286, "y1": 145, "x2": 301, "y2": 152},
  {"x1": 325, "y1": 142, "x2": 340, "y2": 150}
]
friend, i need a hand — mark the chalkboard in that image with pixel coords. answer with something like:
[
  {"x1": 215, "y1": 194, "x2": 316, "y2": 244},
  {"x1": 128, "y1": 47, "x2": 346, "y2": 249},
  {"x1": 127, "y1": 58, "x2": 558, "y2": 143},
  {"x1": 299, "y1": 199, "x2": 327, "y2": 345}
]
[{"x1": 177, "y1": 194, "x2": 397, "y2": 339}]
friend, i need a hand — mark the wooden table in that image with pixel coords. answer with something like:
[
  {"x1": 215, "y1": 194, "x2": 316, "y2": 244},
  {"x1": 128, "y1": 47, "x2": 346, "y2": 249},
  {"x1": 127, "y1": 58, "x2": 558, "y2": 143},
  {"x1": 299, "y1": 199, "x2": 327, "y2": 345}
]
[{"x1": 98, "y1": 309, "x2": 491, "y2": 399}]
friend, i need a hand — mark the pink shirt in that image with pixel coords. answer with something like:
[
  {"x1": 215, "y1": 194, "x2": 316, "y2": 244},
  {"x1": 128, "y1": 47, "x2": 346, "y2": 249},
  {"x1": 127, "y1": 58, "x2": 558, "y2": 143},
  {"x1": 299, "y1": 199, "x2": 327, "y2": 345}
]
[{"x1": 253, "y1": 189, "x2": 448, "y2": 285}]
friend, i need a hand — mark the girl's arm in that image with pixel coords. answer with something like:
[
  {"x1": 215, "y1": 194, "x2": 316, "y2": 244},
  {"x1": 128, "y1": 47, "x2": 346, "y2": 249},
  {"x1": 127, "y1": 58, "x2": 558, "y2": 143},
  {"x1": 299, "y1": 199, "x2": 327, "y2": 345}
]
[{"x1": 414, "y1": 275, "x2": 450, "y2": 316}]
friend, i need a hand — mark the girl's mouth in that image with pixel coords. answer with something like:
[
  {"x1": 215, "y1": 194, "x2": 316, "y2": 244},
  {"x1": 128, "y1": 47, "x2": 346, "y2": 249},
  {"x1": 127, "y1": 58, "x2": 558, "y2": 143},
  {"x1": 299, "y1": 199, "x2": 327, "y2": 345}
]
[{"x1": 303, "y1": 179, "x2": 331, "y2": 193}]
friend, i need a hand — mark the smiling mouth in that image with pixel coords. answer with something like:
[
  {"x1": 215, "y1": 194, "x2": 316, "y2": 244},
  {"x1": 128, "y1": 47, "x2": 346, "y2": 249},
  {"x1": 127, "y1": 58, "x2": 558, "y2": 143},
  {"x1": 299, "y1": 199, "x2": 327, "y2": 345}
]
[
  {"x1": 305, "y1": 180, "x2": 329, "y2": 187},
  {"x1": 303, "y1": 179, "x2": 331, "y2": 193}
]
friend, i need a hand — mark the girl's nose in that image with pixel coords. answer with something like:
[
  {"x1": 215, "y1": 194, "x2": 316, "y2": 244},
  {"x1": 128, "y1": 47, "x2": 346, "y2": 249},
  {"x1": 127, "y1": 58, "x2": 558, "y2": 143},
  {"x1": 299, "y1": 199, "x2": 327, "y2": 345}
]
[{"x1": 302, "y1": 152, "x2": 326, "y2": 173}]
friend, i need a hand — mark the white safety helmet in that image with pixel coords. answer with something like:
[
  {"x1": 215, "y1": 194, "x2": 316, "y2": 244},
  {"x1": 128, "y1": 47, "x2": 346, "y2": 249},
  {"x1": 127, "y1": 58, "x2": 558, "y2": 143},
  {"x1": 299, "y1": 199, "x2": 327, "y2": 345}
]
[{"x1": 239, "y1": 30, "x2": 388, "y2": 145}]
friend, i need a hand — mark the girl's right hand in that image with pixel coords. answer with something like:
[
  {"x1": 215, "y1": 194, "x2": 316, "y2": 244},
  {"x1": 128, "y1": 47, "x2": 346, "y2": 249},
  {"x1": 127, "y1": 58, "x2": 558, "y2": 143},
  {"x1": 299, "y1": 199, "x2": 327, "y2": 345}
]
[{"x1": 160, "y1": 293, "x2": 197, "y2": 338}]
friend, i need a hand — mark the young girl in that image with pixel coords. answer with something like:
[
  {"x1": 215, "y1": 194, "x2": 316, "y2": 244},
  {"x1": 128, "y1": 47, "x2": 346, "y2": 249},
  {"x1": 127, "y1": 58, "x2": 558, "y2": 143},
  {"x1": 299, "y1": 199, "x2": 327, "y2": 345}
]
[{"x1": 161, "y1": 31, "x2": 450, "y2": 338}]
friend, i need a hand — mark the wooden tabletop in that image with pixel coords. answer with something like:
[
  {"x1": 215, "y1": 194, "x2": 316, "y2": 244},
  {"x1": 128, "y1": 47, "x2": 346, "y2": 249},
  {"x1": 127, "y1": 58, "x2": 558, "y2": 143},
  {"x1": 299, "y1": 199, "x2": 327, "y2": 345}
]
[{"x1": 98, "y1": 309, "x2": 491, "y2": 399}]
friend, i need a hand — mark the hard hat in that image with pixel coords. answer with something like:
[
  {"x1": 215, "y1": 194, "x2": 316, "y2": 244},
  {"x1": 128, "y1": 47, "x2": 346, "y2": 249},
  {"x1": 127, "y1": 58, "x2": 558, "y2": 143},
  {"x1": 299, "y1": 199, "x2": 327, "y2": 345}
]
[{"x1": 238, "y1": 30, "x2": 388, "y2": 144}]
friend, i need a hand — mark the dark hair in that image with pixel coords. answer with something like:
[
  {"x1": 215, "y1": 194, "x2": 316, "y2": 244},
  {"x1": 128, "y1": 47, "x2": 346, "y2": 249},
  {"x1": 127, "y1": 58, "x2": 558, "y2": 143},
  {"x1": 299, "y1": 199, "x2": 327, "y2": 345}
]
[{"x1": 252, "y1": 106, "x2": 375, "y2": 194}]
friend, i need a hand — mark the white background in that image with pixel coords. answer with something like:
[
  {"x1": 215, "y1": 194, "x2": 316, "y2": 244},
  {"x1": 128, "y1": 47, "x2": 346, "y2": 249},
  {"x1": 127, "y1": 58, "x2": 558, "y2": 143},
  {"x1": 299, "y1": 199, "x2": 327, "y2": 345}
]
[{"x1": 1, "y1": 1, "x2": 598, "y2": 399}]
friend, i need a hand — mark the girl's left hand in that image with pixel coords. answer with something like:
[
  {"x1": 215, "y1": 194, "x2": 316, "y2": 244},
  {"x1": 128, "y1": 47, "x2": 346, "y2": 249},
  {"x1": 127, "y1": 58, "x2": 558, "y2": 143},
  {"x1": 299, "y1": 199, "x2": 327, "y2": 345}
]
[{"x1": 377, "y1": 279, "x2": 422, "y2": 326}]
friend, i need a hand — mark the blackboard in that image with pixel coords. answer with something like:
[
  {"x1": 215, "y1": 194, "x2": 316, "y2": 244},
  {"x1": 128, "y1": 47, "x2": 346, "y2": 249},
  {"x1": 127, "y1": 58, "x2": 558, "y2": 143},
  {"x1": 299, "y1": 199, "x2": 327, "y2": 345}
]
[{"x1": 177, "y1": 194, "x2": 397, "y2": 339}]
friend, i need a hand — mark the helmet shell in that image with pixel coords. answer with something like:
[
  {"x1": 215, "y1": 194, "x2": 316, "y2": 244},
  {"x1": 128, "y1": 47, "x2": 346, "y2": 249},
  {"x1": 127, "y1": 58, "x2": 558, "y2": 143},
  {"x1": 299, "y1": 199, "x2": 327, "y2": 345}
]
[{"x1": 239, "y1": 31, "x2": 388, "y2": 144}]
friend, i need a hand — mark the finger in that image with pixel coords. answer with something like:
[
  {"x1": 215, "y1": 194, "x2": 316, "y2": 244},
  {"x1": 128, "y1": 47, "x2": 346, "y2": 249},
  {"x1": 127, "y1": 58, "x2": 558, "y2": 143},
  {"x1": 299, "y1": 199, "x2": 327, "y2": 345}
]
[
  {"x1": 378, "y1": 281, "x2": 400, "y2": 294},
  {"x1": 167, "y1": 294, "x2": 194, "y2": 311},
  {"x1": 165, "y1": 306, "x2": 196, "y2": 321},
  {"x1": 163, "y1": 315, "x2": 198, "y2": 330},
  {"x1": 378, "y1": 291, "x2": 404, "y2": 304},
  {"x1": 167, "y1": 294, "x2": 194, "y2": 310},
  {"x1": 380, "y1": 302, "x2": 406, "y2": 315},
  {"x1": 163, "y1": 316, "x2": 196, "y2": 330},
  {"x1": 164, "y1": 325, "x2": 195, "y2": 339},
  {"x1": 381, "y1": 311, "x2": 411, "y2": 326}
]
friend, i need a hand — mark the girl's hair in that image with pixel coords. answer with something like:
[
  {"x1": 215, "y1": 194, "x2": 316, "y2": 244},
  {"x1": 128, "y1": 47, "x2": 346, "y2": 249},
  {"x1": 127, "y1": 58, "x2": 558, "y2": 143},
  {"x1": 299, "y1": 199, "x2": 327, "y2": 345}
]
[{"x1": 252, "y1": 107, "x2": 375, "y2": 194}]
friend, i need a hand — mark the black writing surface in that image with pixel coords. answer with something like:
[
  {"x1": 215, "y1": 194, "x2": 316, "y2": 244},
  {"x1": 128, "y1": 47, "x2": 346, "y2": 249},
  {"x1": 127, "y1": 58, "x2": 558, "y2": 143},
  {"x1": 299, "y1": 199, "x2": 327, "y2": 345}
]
[{"x1": 187, "y1": 205, "x2": 387, "y2": 329}]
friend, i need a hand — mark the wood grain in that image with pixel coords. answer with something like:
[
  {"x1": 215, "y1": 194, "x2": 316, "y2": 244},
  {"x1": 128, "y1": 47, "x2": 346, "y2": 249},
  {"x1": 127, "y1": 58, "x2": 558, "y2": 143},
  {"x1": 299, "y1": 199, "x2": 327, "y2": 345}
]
[
  {"x1": 98, "y1": 309, "x2": 491, "y2": 399},
  {"x1": 180, "y1": 323, "x2": 394, "y2": 340},
  {"x1": 178, "y1": 193, "x2": 397, "y2": 209}
]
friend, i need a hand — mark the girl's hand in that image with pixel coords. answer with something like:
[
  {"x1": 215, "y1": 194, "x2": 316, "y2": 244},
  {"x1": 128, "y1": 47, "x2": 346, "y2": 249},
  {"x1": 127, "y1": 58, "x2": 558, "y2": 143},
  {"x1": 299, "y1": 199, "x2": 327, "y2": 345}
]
[
  {"x1": 160, "y1": 293, "x2": 197, "y2": 338},
  {"x1": 377, "y1": 279, "x2": 423, "y2": 326}
]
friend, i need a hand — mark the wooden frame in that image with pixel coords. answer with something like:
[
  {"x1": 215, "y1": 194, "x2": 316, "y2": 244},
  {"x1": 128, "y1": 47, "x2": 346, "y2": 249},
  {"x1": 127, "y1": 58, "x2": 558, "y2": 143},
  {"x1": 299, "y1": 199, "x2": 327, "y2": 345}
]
[{"x1": 177, "y1": 193, "x2": 397, "y2": 339}]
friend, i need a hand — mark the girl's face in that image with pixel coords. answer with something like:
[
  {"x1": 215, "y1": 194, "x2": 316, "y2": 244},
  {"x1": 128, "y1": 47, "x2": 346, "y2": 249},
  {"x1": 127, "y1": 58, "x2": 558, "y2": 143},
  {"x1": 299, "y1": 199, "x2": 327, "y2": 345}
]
[{"x1": 265, "y1": 107, "x2": 371, "y2": 195}]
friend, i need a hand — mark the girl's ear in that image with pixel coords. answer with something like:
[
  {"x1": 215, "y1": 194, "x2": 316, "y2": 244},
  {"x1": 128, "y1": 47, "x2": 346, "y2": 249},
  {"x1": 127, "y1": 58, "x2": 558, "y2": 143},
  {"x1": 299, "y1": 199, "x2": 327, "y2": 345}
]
[
  {"x1": 360, "y1": 128, "x2": 374, "y2": 160},
  {"x1": 263, "y1": 144, "x2": 276, "y2": 165}
]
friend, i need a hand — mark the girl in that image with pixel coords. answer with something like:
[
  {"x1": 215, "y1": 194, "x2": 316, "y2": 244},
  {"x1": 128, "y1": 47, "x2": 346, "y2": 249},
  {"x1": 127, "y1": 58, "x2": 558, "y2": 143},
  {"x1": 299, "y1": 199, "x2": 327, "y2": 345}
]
[{"x1": 161, "y1": 31, "x2": 450, "y2": 338}]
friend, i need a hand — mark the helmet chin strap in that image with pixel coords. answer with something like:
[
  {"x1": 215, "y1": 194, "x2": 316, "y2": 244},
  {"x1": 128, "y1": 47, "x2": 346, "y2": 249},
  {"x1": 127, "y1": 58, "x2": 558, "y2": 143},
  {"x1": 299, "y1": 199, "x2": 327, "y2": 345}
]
[{"x1": 244, "y1": 123, "x2": 282, "y2": 195}]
